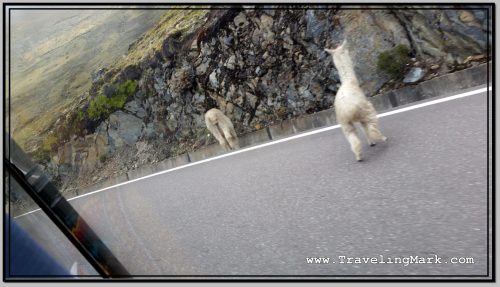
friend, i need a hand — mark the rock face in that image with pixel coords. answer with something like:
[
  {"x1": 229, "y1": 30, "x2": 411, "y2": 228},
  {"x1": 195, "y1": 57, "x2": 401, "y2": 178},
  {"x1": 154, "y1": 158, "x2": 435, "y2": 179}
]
[
  {"x1": 49, "y1": 109, "x2": 145, "y2": 186},
  {"x1": 395, "y1": 9, "x2": 488, "y2": 63},
  {"x1": 49, "y1": 6, "x2": 491, "y2": 189}
]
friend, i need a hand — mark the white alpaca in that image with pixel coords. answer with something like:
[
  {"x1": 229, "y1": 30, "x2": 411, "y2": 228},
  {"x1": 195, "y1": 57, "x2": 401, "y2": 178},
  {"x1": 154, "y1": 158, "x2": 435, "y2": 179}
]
[
  {"x1": 205, "y1": 108, "x2": 240, "y2": 151},
  {"x1": 325, "y1": 40, "x2": 387, "y2": 161}
]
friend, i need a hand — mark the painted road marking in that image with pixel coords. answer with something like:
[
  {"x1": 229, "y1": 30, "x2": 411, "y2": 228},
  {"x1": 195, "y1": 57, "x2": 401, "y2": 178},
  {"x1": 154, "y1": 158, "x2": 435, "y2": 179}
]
[{"x1": 14, "y1": 86, "x2": 490, "y2": 218}]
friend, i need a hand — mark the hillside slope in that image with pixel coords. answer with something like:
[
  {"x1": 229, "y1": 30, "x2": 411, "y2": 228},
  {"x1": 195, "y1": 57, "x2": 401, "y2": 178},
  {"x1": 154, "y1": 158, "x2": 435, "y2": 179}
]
[{"x1": 10, "y1": 9, "x2": 166, "y2": 152}]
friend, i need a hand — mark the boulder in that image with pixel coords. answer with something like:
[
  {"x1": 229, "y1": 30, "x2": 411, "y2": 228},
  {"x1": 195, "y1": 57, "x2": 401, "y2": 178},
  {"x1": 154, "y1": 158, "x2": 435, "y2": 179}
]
[
  {"x1": 403, "y1": 67, "x2": 425, "y2": 83},
  {"x1": 108, "y1": 111, "x2": 143, "y2": 147}
]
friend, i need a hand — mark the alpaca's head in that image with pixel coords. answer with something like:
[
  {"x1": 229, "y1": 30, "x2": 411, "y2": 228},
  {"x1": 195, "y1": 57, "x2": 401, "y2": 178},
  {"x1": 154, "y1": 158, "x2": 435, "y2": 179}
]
[
  {"x1": 324, "y1": 39, "x2": 349, "y2": 65},
  {"x1": 324, "y1": 39, "x2": 358, "y2": 84}
]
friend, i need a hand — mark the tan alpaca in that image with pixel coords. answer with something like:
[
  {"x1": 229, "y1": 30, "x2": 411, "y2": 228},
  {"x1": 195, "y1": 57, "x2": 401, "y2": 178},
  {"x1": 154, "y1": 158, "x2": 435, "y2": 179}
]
[
  {"x1": 205, "y1": 108, "x2": 240, "y2": 151},
  {"x1": 325, "y1": 40, "x2": 387, "y2": 161}
]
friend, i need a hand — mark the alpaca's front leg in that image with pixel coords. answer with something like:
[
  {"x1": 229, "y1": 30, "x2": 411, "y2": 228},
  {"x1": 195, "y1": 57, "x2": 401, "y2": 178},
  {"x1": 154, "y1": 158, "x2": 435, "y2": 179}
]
[{"x1": 341, "y1": 123, "x2": 363, "y2": 161}]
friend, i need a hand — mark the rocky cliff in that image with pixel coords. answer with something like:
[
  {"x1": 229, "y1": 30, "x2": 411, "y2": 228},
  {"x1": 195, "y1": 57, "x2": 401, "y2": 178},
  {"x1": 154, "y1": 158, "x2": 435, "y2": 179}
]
[{"x1": 41, "y1": 6, "x2": 490, "y2": 193}]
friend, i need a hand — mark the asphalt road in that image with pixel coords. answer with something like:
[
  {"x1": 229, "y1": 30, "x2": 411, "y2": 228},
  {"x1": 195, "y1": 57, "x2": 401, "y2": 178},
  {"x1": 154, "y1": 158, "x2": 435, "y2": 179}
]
[{"x1": 14, "y1": 88, "x2": 491, "y2": 277}]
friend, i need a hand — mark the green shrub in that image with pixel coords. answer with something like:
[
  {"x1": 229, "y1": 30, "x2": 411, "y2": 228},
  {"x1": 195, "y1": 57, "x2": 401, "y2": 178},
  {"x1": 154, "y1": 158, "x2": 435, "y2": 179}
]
[
  {"x1": 86, "y1": 80, "x2": 138, "y2": 120},
  {"x1": 377, "y1": 44, "x2": 411, "y2": 78},
  {"x1": 87, "y1": 94, "x2": 111, "y2": 120},
  {"x1": 117, "y1": 80, "x2": 138, "y2": 97}
]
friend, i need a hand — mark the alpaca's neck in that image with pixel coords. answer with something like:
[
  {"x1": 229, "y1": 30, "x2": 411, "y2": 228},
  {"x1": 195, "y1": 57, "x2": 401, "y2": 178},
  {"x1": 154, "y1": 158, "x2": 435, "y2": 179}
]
[{"x1": 334, "y1": 52, "x2": 360, "y2": 86}]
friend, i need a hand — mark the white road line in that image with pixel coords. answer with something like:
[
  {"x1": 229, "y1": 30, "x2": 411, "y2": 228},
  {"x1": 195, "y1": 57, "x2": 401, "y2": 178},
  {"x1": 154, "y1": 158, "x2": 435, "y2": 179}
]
[{"x1": 14, "y1": 86, "x2": 490, "y2": 219}]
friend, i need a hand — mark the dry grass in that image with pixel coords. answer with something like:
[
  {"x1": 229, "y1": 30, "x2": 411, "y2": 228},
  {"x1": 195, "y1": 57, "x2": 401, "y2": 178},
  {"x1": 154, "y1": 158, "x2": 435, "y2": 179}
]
[{"x1": 112, "y1": 7, "x2": 210, "y2": 71}]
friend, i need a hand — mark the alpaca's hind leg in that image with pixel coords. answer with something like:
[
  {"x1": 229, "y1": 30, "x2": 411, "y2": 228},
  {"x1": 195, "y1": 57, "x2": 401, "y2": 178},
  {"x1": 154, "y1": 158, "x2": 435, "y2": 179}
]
[
  {"x1": 341, "y1": 122, "x2": 363, "y2": 161},
  {"x1": 360, "y1": 122, "x2": 376, "y2": 146},
  {"x1": 221, "y1": 124, "x2": 239, "y2": 150},
  {"x1": 361, "y1": 109, "x2": 387, "y2": 146},
  {"x1": 361, "y1": 121, "x2": 387, "y2": 146},
  {"x1": 227, "y1": 129, "x2": 240, "y2": 150},
  {"x1": 207, "y1": 121, "x2": 231, "y2": 151},
  {"x1": 362, "y1": 121, "x2": 387, "y2": 146},
  {"x1": 218, "y1": 127, "x2": 232, "y2": 151}
]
